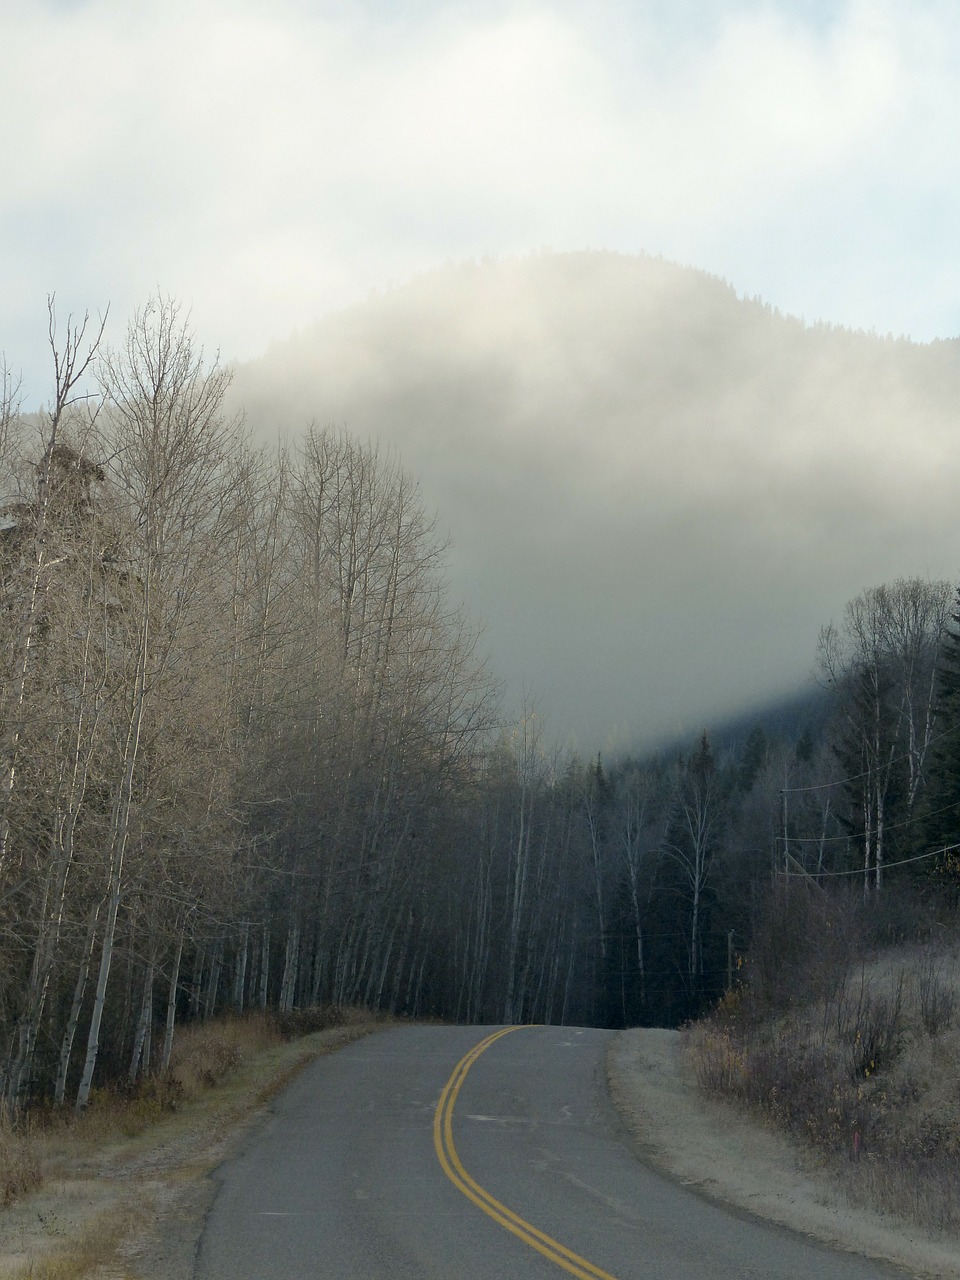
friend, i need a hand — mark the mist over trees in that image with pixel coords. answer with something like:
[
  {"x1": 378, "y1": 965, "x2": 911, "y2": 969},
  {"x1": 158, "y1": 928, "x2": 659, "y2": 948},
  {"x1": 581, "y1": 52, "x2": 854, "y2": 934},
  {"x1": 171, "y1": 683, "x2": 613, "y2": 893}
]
[
  {"x1": 2, "y1": 292, "x2": 960, "y2": 1115},
  {"x1": 230, "y1": 250, "x2": 960, "y2": 749}
]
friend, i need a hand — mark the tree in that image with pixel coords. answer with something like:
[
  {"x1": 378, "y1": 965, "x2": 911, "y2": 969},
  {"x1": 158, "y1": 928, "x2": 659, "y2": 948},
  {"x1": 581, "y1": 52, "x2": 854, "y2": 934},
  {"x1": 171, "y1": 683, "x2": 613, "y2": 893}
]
[
  {"x1": 920, "y1": 585, "x2": 960, "y2": 894},
  {"x1": 606, "y1": 760, "x2": 671, "y2": 1023},
  {"x1": 0, "y1": 301, "x2": 106, "y2": 877},
  {"x1": 1, "y1": 444, "x2": 124, "y2": 1110},
  {"x1": 819, "y1": 579, "x2": 949, "y2": 892},
  {"x1": 662, "y1": 732, "x2": 726, "y2": 1005},
  {"x1": 0, "y1": 307, "x2": 112, "y2": 1112},
  {"x1": 74, "y1": 297, "x2": 240, "y2": 1109}
]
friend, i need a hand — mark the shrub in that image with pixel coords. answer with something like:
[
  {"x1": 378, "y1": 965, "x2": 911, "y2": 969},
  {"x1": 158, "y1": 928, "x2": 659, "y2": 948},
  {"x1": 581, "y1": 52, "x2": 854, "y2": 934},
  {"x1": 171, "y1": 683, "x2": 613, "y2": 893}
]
[
  {"x1": 691, "y1": 907, "x2": 960, "y2": 1234},
  {"x1": 167, "y1": 1012, "x2": 280, "y2": 1095},
  {"x1": 914, "y1": 949, "x2": 957, "y2": 1036},
  {"x1": 744, "y1": 882, "x2": 862, "y2": 1013},
  {"x1": 690, "y1": 1028, "x2": 748, "y2": 1095},
  {"x1": 839, "y1": 972, "x2": 905, "y2": 1080}
]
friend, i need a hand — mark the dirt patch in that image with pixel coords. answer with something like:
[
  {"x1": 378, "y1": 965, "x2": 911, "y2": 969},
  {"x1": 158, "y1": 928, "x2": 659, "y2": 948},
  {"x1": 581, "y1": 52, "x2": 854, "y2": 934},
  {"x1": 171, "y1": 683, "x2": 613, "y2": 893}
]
[
  {"x1": 608, "y1": 1027, "x2": 960, "y2": 1280},
  {"x1": 0, "y1": 1022, "x2": 384, "y2": 1280}
]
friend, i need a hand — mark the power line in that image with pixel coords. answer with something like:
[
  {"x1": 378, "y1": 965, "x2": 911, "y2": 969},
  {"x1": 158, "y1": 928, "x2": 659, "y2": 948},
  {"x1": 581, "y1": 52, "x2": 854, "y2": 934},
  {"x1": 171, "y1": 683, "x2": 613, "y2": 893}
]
[
  {"x1": 784, "y1": 840, "x2": 960, "y2": 878},
  {"x1": 779, "y1": 799, "x2": 960, "y2": 845},
  {"x1": 781, "y1": 710, "x2": 960, "y2": 796}
]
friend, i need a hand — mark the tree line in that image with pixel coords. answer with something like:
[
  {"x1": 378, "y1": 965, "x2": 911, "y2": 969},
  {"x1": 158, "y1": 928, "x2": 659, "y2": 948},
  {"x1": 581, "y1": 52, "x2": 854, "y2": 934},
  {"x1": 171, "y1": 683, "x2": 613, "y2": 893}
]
[{"x1": 1, "y1": 298, "x2": 958, "y2": 1114}]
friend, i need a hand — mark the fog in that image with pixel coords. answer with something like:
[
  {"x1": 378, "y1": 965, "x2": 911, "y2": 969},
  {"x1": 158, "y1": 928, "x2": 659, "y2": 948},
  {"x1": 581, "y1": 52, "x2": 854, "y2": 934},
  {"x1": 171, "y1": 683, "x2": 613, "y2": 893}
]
[
  {"x1": 227, "y1": 252, "x2": 960, "y2": 751},
  {"x1": 4, "y1": 2, "x2": 960, "y2": 406}
]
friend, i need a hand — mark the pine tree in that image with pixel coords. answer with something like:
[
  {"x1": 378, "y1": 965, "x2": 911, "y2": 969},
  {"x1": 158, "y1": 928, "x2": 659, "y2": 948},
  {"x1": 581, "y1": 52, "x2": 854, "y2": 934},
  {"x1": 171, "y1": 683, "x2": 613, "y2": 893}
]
[{"x1": 921, "y1": 587, "x2": 960, "y2": 893}]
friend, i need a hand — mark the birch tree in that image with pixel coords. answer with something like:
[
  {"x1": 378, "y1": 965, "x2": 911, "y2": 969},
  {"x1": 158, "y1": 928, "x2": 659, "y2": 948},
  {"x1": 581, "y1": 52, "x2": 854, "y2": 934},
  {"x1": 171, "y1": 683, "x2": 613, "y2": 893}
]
[
  {"x1": 662, "y1": 733, "x2": 726, "y2": 996},
  {"x1": 0, "y1": 302, "x2": 106, "y2": 878},
  {"x1": 75, "y1": 298, "x2": 240, "y2": 1108}
]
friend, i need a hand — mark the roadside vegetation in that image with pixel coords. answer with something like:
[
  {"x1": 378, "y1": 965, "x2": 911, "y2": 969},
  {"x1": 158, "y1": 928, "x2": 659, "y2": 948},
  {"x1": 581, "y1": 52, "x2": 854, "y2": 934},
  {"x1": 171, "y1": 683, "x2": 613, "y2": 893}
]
[
  {"x1": 0, "y1": 1006, "x2": 385, "y2": 1280},
  {"x1": 690, "y1": 884, "x2": 960, "y2": 1233}
]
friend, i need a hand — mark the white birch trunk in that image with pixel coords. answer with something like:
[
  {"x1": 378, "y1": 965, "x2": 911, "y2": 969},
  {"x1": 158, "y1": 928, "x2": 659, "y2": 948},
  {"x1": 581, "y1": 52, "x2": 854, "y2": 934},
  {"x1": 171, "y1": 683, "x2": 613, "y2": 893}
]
[
  {"x1": 55, "y1": 899, "x2": 101, "y2": 1106},
  {"x1": 160, "y1": 930, "x2": 184, "y2": 1072},
  {"x1": 128, "y1": 961, "x2": 155, "y2": 1083}
]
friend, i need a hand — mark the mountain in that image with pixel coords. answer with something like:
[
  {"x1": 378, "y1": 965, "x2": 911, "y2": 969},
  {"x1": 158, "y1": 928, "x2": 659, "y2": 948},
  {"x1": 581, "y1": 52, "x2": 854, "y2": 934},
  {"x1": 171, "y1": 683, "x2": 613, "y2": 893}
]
[{"x1": 229, "y1": 251, "x2": 960, "y2": 750}]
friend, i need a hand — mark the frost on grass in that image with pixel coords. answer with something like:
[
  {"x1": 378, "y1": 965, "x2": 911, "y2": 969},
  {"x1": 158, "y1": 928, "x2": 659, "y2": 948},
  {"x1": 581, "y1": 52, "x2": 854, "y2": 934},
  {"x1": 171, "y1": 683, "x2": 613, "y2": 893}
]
[{"x1": 691, "y1": 922, "x2": 960, "y2": 1233}]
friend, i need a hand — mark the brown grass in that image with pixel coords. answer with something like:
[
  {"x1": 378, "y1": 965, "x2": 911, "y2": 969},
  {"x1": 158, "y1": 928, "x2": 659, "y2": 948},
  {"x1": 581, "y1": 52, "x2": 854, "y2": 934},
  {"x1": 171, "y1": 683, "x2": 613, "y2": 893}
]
[
  {"x1": 0, "y1": 1006, "x2": 389, "y2": 1280},
  {"x1": 18, "y1": 1005, "x2": 353, "y2": 1155},
  {"x1": 1, "y1": 1211, "x2": 130, "y2": 1280},
  {"x1": 0, "y1": 1111, "x2": 42, "y2": 1207}
]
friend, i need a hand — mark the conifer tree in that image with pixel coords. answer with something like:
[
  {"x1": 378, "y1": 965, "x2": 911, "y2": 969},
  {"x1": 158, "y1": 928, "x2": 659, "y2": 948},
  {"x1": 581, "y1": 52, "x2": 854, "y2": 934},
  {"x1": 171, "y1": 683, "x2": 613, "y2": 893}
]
[{"x1": 921, "y1": 586, "x2": 960, "y2": 892}]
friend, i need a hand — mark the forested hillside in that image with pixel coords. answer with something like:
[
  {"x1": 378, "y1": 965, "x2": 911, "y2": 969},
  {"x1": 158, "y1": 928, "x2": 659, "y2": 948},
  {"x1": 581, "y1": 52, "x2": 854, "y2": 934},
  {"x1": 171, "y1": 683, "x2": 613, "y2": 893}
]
[
  {"x1": 231, "y1": 251, "x2": 960, "y2": 748},
  {"x1": 1, "y1": 294, "x2": 959, "y2": 1116}
]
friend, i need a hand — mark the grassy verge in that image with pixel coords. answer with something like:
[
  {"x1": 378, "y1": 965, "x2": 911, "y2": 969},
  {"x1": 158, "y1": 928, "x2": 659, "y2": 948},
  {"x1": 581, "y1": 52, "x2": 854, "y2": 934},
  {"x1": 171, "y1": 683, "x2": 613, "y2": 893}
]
[
  {"x1": 689, "y1": 894, "x2": 960, "y2": 1234},
  {"x1": 0, "y1": 1112, "x2": 42, "y2": 1206},
  {"x1": 0, "y1": 1006, "x2": 390, "y2": 1279}
]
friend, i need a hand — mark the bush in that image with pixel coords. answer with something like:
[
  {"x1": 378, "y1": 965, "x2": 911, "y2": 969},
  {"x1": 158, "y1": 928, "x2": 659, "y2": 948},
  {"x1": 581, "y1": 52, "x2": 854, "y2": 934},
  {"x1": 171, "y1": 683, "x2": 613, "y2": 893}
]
[
  {"x1": 839, "y1": 971, "x2": 905, "y2": 1080},
  {"x1": 691, "y1": 906, "x2": 960, "y2": 1233},
  {"x1": 690, "y1": 1027, "x2": 748, "y2": 1095},
  {"x1": 744, "y1": 882, "x2": 862, "y2": 1013},
  {"x1": 914, "y1": 949, "x2": 957, "y2": 1036}
]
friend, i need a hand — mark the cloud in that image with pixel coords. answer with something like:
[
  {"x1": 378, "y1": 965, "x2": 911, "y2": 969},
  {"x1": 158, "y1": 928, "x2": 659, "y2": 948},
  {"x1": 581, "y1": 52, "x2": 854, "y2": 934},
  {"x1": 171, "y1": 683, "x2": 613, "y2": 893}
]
[{"x1": 1, "y1": 0, "x2": 959, "y2": 406}]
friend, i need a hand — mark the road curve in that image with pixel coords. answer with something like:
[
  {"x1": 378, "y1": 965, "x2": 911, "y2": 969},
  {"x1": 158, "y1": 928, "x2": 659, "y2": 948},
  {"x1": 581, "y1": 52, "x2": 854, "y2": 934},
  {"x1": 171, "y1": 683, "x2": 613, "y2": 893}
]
[{"x1": 195, "y1": 1024, "x2": 908, "y2": 1279}]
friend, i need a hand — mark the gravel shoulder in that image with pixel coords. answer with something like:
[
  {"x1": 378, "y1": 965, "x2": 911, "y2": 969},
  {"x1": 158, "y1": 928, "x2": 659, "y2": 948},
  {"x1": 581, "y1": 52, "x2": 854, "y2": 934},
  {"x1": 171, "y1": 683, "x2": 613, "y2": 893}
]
[
  {"x1": 0, "y1": 1024, "x2": 383, "y2": 1280},
  {"x1": 608, "y1": 1027, "x2": 960, "y2": 1280}
]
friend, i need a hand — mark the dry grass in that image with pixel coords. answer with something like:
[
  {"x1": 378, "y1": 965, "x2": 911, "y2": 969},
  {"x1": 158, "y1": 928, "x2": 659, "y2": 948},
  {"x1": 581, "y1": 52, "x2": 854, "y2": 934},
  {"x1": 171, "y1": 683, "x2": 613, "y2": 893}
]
[
  {"x1": 21, "y1": 1005, "x2": 353, "y2": 1155},
  {"x1": 691, "y1": 937, "x2": 960, "y2": 1233},
  {"x1": 0, "y1": 1111, "x2": 42, "y2": 1207},
  {"x1": 167, "y1": 1010, "x2": 282, "y2": 1095},
  {"x1": 0, "y1": 1211, "x2": 130, "y2": 1280},
  {"x1": 0, "y1": 1006, "x2": 388, "y2": 1280}
]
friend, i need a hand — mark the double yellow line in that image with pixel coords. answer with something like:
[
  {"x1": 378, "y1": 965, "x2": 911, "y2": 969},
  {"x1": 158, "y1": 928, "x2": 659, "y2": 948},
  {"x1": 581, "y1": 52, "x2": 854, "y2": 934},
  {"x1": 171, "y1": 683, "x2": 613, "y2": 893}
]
[{"x1": 432, "y1": 1026, "x2": 621, "y2": 1280}]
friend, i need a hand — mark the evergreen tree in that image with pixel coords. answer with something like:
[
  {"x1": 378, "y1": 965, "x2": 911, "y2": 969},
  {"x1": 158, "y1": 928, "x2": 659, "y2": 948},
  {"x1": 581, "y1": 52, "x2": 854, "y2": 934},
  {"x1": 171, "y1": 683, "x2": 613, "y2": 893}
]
[
  {"x1": 921, "y1": 587, "x2": 960, "y2": 894},
  {"x1": 737, "y1": 724, "x2": 768, "y2": 792}
]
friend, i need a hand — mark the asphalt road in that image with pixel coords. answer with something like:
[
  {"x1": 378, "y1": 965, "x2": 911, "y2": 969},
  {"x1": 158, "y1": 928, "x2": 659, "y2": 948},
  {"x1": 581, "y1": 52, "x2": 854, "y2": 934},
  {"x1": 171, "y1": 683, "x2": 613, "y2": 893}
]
[{"x1": 195, "y1": 1024, "x2": 908, "y2": 1279}]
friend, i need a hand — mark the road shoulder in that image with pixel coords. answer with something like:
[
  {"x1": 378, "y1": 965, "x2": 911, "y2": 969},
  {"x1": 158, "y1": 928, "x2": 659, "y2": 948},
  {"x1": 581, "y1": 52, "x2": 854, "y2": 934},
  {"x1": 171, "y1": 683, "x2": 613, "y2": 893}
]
[
  {"x1": 607, "y1": 1027, "x2": 960, "y2": 1280},
  {"x1": 0, "y1": 1023, "x2": 383, "y2": 1280}
]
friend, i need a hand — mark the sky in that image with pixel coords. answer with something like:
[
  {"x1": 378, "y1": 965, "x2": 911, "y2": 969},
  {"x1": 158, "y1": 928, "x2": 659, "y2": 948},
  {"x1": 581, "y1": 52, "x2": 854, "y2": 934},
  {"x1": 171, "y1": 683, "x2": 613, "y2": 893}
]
[{"x1": 3, "y1": 0, "x2": 960, "y2": 408}]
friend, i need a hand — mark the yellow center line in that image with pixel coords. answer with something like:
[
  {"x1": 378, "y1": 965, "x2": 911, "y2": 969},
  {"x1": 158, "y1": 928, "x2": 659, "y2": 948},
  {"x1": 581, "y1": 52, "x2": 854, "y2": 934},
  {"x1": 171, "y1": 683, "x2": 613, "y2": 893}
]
[{"x1": 432, "y1": 1026, "x2": 622, "y2": 1280}]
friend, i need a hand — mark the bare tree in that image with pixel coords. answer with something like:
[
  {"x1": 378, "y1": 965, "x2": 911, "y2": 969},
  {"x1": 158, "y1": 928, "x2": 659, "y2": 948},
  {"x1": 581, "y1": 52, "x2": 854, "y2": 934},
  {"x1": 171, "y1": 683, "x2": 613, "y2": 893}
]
[
  {"x1": 75, "y1": 298, "x2": 239, "y2": 1109},
  {"x1": 662, "y1": 733, "x2": 726, "y2": 991},
  {"x1": 0, "y1": 301, "x2": 106, "y2": 876}
]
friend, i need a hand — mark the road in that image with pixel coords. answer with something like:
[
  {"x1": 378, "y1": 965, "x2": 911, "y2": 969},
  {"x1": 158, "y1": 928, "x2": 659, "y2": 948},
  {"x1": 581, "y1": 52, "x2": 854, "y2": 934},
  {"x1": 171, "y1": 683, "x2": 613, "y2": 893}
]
[{"x1": 195, "y1": 1024, "x2": 908, "y2": 1279}]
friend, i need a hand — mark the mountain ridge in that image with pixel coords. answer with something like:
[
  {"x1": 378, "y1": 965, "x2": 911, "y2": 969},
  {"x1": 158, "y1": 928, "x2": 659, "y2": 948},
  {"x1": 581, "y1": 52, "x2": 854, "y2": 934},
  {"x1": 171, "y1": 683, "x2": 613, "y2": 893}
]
[{"x1": 229, "y1": 250, "x2": 960, "y2": 750}]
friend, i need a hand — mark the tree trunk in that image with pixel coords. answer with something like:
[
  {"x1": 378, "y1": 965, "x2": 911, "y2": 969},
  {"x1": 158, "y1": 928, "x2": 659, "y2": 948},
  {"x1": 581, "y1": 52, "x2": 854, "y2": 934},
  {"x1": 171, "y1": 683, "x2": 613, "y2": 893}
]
[
  {"x1": 128, "y1": 961, "x2": 155, "y2": 1083},
  {"x1": 232, "y1": 923, "x2": 249, "y2": 1012},
  {"x1": 160, "y1": 930, "x2": 184, "y2": 1072},
  {"x1": 55, "y1": 899, "x2": 101, "y2": 1106},
  {"x1": 258, "y1": 926, "x2": 270, "y2": 1010}
]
